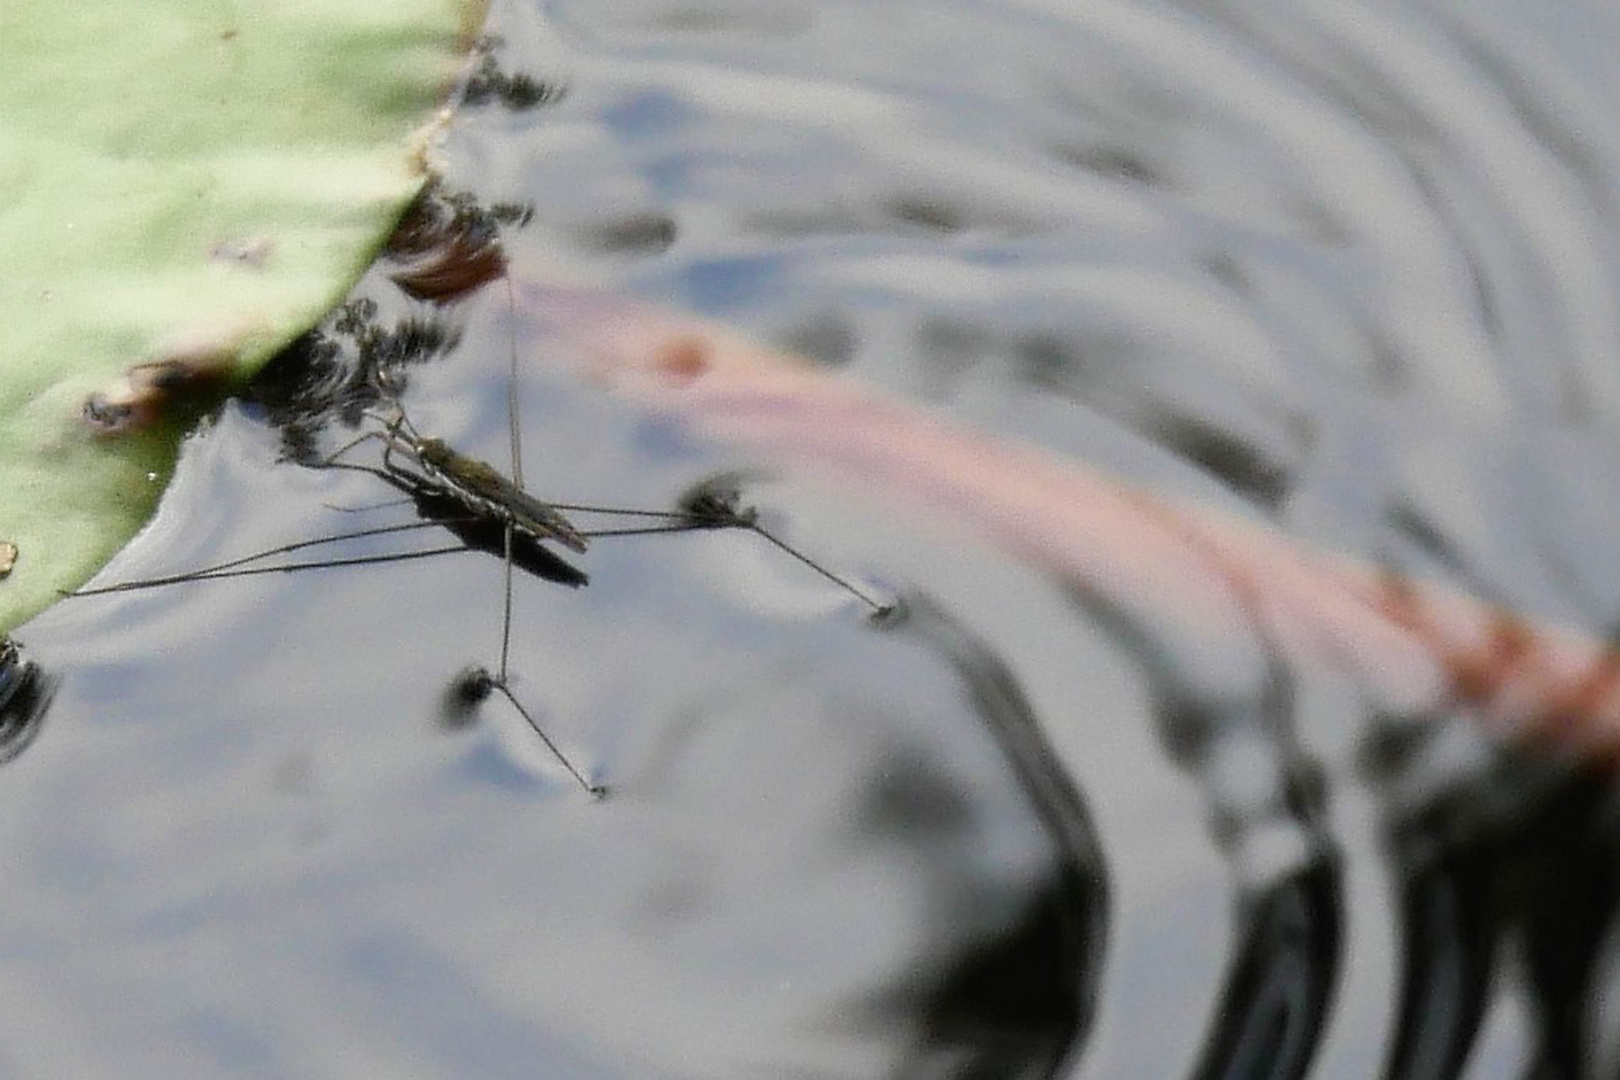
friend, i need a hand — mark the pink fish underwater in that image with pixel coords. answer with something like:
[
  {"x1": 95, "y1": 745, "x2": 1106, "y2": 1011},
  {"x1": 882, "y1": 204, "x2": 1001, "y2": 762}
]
[{"x1": 524, "y1": 280, "x2": 1620, "y2": 766}]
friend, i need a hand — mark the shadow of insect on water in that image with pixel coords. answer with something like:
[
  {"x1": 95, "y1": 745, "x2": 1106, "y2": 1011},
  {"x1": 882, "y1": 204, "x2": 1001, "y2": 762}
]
[
  {"x1": 65, "y1": 190, "x2": 896, "y2": 795},
  {"x1": 0, "y1": 636, "x2": 53, "y2": 768}
]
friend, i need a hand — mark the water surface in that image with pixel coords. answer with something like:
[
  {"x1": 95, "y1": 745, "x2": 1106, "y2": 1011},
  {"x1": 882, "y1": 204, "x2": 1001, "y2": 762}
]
[{"x1": 9, "y1": 1, "x2": 1620, "y2": 1077}]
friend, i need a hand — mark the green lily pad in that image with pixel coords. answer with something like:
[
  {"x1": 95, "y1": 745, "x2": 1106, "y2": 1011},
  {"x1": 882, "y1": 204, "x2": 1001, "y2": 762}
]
[{"x1": 0, "y1": 0, "x2": 488, "y2": 634}]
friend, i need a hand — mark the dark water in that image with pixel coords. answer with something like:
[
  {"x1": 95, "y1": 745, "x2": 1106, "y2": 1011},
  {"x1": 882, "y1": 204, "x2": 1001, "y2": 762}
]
[{"x1": 9, "y1": 1, "x2": 1620, "y2": 1076}]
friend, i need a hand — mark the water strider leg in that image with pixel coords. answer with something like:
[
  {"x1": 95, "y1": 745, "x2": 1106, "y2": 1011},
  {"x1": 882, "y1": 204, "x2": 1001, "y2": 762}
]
[
  {"x1": 498, "y1": 518, "x2": 516, "y2": 681},
  {"x1": 449, "y1": 664, "x2": 605, "y2": 796},
  {"x1": 499, "y1": 284, "x2": 525, "y2": 680},
  {"x1": 744, "y1": 522, "x2": 894, "y2": 615},
  {"x1": 65, "y1": 520, "x2": 472, "y2": 596},
  {"x1": 457, "y1": 511, "x2": 604, "y2": 795},
  {"x1": 450, "y1": 281, "x2": 602, "y2": 796},
  {"x1": 64, "y1": 494, "x2": 886, "y2": 604},
  {"x1": 503, "y1": 275, "x2": 526, "y2": 492},
  {"x1": 321, "y1": 427, "x2": 390, "y2": 467},
  {"x1": 323, "y1": 496, "x2": 420, "y2": 514},
  {"x1": 552, "y1": 501, "x2": 895, "y2": 616},
  {"x1": 676, "y1": 480, "x2": 896, "y2": 616}
]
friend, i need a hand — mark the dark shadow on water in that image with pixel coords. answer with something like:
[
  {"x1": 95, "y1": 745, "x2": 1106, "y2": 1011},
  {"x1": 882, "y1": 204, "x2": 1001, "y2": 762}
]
[
  {"x1": 886, "y1": 596, "x2": 1110, "y2": 1078},
  {"x1": 1065, "y1": 546, "x2": 1345, "y2": 1080},
  {"x1": 1364, "y1": 739, "x2": 1620, "y2": 1080},
  {"x1": 1188, "y1": 861, "x2": 1342, "y2": 1080},
  {"x1": 0, "y1": 637, "x2": 52, "y2": 767}
]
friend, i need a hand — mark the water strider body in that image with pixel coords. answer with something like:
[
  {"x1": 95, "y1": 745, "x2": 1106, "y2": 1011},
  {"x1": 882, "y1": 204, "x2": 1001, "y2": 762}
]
[
  {"x1": 412, "y1": 437, "x2": 589, "y2": 554},
  {"x1": 318, "y1": 390, "x2": 597, "y2": 590},
  {"x1": 335, "y1": 402, "x2": 590, "y2": 556}
]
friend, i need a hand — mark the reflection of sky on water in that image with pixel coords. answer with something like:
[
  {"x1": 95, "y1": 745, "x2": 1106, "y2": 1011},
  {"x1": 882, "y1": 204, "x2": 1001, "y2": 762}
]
[{"x1": 9, "y1": 0, "x2": 1620, "y2": 1075}]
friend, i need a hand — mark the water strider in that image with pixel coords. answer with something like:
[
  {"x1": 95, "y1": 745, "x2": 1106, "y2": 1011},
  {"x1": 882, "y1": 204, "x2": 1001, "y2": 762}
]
[{"x1": 66, "y1": 318, "x2": 895, "y2": 795}]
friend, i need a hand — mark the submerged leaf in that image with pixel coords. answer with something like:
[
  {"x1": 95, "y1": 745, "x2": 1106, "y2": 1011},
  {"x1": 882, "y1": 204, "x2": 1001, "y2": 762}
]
[{"x1": 0, "y1": 0, "x2": 488, "y2": 633}]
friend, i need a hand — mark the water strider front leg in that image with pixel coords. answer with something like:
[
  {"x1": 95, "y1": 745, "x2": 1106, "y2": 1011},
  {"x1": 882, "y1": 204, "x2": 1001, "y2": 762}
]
[{"x1": 320, "y1": 427, "x2": 392, "y2": 468}]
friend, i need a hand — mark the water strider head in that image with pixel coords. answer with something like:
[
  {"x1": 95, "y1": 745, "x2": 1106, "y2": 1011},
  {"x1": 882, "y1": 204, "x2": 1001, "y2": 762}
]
[
  {"x1": 407, "y1": 434, "x2": 462, "y2": 474},
  {"x1": 414, "y1": 437, "x2": 454, "y2": 464}
]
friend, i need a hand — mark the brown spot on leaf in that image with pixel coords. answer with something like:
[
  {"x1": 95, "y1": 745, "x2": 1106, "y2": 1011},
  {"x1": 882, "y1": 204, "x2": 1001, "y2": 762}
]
[
  {"x1": 0, "y1": 543, "x2": 16, "y2": 578},
  {"x1": 82, "y1": 352, "x2": 234, "y2": 435}
]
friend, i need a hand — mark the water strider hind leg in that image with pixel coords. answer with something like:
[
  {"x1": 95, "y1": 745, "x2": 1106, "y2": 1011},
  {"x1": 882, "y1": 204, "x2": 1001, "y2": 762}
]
[
  {"x1": 445, "y1": 662, "x2": 605, "y2": 797},
  {"x1": 441, "y1": 352, "x2": 604, "y2": 796},
  {"x1": 435, "y1": 517, "x2": 600, "y2": 794}
]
